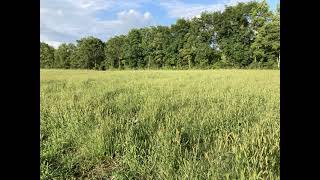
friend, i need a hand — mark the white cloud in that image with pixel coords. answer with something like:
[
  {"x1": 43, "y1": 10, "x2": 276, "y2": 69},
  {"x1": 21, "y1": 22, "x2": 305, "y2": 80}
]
[
  {"x1": 160, "y1": 0, "x2": 254, "y2": 19},
  {"x1": 40, "y1": 0, "x2": 153, "y2": 47},
  {"x1": 144, "y1": 12, "x2": 151, "y2": 19},
  {"x1": 98, "y1": 9, "x2": 154, "y2": 37},
  {"x1": 45, "y1": 41, "x2": 63, "y2": 49}
]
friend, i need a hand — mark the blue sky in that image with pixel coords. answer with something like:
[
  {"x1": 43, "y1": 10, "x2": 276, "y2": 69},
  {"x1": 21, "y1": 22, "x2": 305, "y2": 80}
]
[{"x1": 40, "y1": 0, "x2": 279, "y2": 48}]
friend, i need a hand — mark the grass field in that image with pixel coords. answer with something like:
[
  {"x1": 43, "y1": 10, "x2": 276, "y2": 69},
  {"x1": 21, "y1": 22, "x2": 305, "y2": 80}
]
[{"x1": 40, "y1": 69, "x2": 280, "y2": 179}]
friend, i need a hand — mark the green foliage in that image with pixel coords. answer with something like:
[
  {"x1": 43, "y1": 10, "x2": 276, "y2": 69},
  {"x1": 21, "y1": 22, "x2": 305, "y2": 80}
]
[
  {"x1": 74, "y1": 36, "x2": 105, "y2": 70},
  {"x1": 123, "y1": 29, "x2": 144, "y2": 69},
  {"x1": 250, "y1": 0, "x2": 273, "y2": 33},
  {"x1": 69, "y1": 47, "x2": 81, "y2": 69},
  {"x1": 40, "y1": 42, "x2": 55, "y2": 68},
  {"x1": 54, "y1": 43, "x2": 76, "y2": 69},
  {"x1": 41, "y1": 69, "x2": 280, "y2": 179},
  {"x1": 104, "y1": 35, "x2": 126, "y2": 70},
  {"x1": 140, "y1": 27, "x2": 155, "y2": 69},
  {"x1": 213, "y1": 2, "x2": 257, "y2": 67},
  {"x1": 151, "y1": 26, "x2": 171, "y2": 68},
  {"x1": 212, "y1": 54, "x2": 234, "y2": 69},
  {"x1": 251, "y1": 11, "x2": 280, "y2": 66},
  {"x1": 40, "y1": 1, "x2": 279, "y2": 70}
]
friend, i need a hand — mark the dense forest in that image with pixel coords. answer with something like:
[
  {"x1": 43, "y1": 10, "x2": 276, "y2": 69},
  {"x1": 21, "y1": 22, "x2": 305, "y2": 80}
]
[{"x1": 40, "y1": 1, "x2": 280, "y2": 70}]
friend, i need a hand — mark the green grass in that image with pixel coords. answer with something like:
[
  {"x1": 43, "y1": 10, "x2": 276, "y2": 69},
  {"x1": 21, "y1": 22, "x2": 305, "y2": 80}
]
[{"x1": 40, "y1": 69, "x2": 280, "y2": 179}]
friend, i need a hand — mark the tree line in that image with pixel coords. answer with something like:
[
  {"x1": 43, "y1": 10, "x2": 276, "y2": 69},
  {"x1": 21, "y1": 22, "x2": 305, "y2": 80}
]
[{"x1": 40, "y1": 1, "x2": 280, "y2": 70}]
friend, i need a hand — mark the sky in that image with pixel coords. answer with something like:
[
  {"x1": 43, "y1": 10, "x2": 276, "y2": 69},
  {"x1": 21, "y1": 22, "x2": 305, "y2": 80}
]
[{"x1": 40, "y1": 0, "x2": 279, "y2": 48}]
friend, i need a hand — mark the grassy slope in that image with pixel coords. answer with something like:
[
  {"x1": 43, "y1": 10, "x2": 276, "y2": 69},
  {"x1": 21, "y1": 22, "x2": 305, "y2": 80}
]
[{"x1": 40, "y1": 69, "x2": 280, "y2": 179}]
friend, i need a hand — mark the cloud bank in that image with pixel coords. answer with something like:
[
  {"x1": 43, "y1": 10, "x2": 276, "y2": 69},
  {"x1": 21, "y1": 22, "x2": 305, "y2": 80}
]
[
  {"x1": 40, "y1": 0, "x2": 256, "y2": 48},
  {"x1": 40, "y1": 0, "x2": 153, "y2": 48}
]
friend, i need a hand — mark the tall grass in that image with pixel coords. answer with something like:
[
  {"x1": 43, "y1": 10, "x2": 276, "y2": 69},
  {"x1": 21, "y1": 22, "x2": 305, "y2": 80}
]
[{"x1": 40, "y1": 69, "x2": 280, "y2": 179}]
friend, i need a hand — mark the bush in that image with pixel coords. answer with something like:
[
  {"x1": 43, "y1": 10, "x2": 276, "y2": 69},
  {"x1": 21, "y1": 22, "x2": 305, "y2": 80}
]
[{"x1": 248, "y1": 61, "x2": 278, "y2": 69}]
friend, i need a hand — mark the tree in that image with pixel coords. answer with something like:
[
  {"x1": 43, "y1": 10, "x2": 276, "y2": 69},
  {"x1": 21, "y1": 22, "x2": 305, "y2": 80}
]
[
  {"x1": 276, "y1": 3, "x2": 280, "y2": 68},
  {"x1": 140, "y1": 27, "x2": 154, "y2": 69},
  {"x1": 70, "y1": 46, "x2": 80, "y2": 69},
  {"x1": 194, "y1": 43, "x2": 218, "y2": 68},
  {"x1": 180, "y1": 32, "x2": 196, "y2": 69},
  {"x1": 183, "y1": 15, "x2": 221, "y2": 68},
  {"x1": 170, "y1": 18, "x2": 191, "y2": 68},
  {"x1": 150, "y1": 26, "x2": 171, "y2": 68},
  {"x1": 104, "y1": 35, "x2": 126, "y2": 69},
  {"x1": 54, "y1": 43, "x2": 76, "y2": 69},
  {"x1": 40, "y1": 42, "x2": 55, "y2": 68},
  {"x1": 250, "y1": 0, "x2": 273, "y2": 35},
  {"x1": 213, "y1": 2, "x2": 263, "y2": 67},
  {"x1": 40, "y1": 1, "x2": 279, "y2": 70},
  {"x1": 250, "y1": 5, "x2": 279, "y2": 68},
  {"x1": 124, "y1": 29, "x2": 144, "y2": 69},
  {"x1": 75, "y1": 36, "x2": 105, "y2": 69}
]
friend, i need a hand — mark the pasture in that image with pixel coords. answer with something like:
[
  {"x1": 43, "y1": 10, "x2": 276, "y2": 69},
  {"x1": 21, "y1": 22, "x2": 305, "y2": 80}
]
[{"x1": 40, "y1": 69, "x2": 280, "y2": 179}]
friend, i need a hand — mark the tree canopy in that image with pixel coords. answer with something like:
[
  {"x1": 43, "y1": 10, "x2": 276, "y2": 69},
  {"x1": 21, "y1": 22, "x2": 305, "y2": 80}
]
[
  {"x1": 40, "y1": 42, "x2": 55, "y2": 68},
  {"x1": 40, "y1": 1, "x2": 280, "y2": 70}
]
